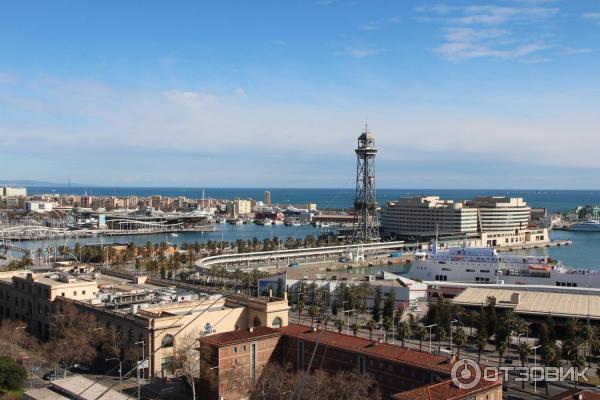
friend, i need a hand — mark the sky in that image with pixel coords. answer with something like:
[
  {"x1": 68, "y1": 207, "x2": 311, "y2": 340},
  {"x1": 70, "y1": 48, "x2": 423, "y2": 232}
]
[{"x1": 1, "y1": 0, "x2": 600, "y2": 189}]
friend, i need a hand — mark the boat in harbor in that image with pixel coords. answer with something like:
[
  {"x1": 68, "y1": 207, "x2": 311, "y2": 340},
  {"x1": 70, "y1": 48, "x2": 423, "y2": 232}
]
[
  {"x1": 405, "y1": 241, "x2": 600, "y2": 288},
  {"x1": 567, "y1": 220, "x2": 600, "y2": 232}
]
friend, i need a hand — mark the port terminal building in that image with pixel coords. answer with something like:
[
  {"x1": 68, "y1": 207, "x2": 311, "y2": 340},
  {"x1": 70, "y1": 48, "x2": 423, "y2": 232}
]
[{"x1": 380, "y1": 195, "x2": 548, "y2": 248}]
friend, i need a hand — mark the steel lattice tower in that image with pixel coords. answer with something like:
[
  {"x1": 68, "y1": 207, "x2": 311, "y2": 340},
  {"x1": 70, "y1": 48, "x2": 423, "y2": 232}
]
[{"x1": 352, "y1": 124, "x2": 379, "y2": 242}]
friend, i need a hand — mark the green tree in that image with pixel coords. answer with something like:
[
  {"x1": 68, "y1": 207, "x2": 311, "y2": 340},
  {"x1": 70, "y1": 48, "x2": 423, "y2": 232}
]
[
  {"x1": 397, "y1": 321, "x2": 411, "y2": 348},
  {"x1": 541, "y1": 343, "x2": 559, "y2": 396},
  {"x1": 0, "y1": 356, "x2": 27, "y2": 391},
  {"x1": 518, "y1": 341, "x2": 531, "y2": 389},
  {"x1": 334, "y1": 319, "x2": 345, "y2": 334},
  {"x1": 496, "y1": 338, "x2": 508, "y2": 367},
  {"x1": 366, "y1": 319, "x2": 377, "y2": 341},
  {"x1": 382, "y1": 318, "x2": 393, "y2": 343},
  {"x1": 308, "y1": 304, "x2": 319, "y2": 329},
  {"x1": 382, "y1": 290, "x2": 396, "y2": 322},
  {"x1": 485, "y1": 296, "x2": 497, "y2": 338},
  {"x1": 351, "y1": 323, "x2": 360, "y2": 337},
  {"x1": 475, "y1": 326, "x2": 487, "y2": 364},
  {"x1": 454, "y1": 327, "x2": 467, "y2": 359},
  {"x1": 416, "y1": 326, "x2": 427, "y2": 352},
  {"x1": 372, "y1": 287, "x2": 382, "y2": 322},
  {"x1": 435, "y1": 325, "x2": 447, "y2": 354}
]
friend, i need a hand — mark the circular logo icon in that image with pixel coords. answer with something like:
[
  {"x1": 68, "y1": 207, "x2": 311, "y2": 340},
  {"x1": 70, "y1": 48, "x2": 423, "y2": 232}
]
[{"x1": 451, "y1": 359, "x2": 481, "y2": 390}]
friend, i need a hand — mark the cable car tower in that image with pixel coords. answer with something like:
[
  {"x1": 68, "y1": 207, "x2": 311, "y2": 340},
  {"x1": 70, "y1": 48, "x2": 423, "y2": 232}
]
[{"x1": 352, "y1": 124, "x2": 379, "y2": 242}]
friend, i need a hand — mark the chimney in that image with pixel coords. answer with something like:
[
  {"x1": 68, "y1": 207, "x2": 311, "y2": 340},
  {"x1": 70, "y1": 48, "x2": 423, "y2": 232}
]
[
  {"x1": 269, "y1": 288, "x2": 273, "y2": 299},
  {"x1": 511, "y1": 292, "x2": 520, "y2": 305},
  {"x1": 249, "y1": 326, "x2": 254, "y2": 333},
  {"x1": 284, "y1": 291, "x2": 288, "y2": 301},
  {"x1": 312, "y1": 327, "x2": 317, "y2": 332},
  {"x1": 378, "y1": 337, "x2": 383, "y2": 344}
]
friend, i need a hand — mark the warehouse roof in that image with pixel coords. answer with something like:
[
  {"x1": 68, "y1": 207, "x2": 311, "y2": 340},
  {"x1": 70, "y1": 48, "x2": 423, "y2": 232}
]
[{"x1": 452, "y1": 287, "x2": 600, "y2": 320}]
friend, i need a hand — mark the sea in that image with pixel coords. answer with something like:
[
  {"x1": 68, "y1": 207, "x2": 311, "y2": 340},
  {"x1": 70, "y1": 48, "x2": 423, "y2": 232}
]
[{"x1": 15, "y1": 187, "x2": 600, "y2": 270}]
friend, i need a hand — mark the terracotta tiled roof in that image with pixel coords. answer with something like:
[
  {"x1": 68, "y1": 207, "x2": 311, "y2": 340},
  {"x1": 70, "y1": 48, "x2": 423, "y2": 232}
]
[
  {"x1": 198, "y1": 326, "x2": 281, "y2": 347},
  {"x1": 391, "y1": 376, "x2": 502, "y2": 400},
  {"x1": 548, "y1": 389, "x2": 600, "y2": 400},
  {"x1": 278, "y1": 324, "x2": 453, "y2": 373}
]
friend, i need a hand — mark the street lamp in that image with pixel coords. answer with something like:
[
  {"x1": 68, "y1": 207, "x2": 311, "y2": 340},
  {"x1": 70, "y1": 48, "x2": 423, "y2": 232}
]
[
  {"x1": 105, "y1": 358, "x2": 123, "y2": 393},
  {"x1": 343, "y1": 309, "x2": 354, "y2": 336},
  {"x1": 449, "y1": 319, "x2": 458, "y2": 355},
  {"x1": 135, "y1": 340, "x2": 145, "y2": 400},
  {"x1": 425, "y1": 324, "x2": 436, "y2": 354},
  {"x1": 532, "y1": 345, "x2": 541, "y2": 393}
]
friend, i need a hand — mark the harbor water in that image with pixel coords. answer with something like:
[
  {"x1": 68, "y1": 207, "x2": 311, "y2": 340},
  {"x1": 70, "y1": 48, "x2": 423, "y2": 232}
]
[{"x1": 11, "y1": 187, "x2": 600, "y2": 269}]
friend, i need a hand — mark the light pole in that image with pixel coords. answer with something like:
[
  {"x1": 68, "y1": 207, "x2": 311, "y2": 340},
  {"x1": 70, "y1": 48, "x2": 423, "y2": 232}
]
[
  {"x1": 343, "y1": 309, "x2": 354, "y2": 336},
  {"x1": 532, "y1": 345, "x2": 541, "y2": 393},
  {"x1": 106, "y1": 358, "x2": 122, "y2": 393},
  {"x1": 135, "y1": 340, "x2": 145, "y2": 400},
  {"x1": 425, "y1": 324, "x2": 436, "y2": 354},
  {"x1": 449, "y1": 319, "x2": 458, "y2": 355}
]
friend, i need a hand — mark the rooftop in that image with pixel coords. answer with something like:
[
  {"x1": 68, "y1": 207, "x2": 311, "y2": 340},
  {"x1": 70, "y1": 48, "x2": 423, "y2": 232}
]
[
  {"x1": 390, "y1": 373, "x2": 502, "y2": 400},
  {"x1": 452, "y1": 287, "x2": 600, "y2": 320},
  {"x1": 29, "y1": 375, "x2": 134, "y2": 400},
  {"x1": 279, "y1": 324, "x2": 453, "y2": 374},
  {"x1": 198, "y1": 326, "x2": 281, "y2": 347}
]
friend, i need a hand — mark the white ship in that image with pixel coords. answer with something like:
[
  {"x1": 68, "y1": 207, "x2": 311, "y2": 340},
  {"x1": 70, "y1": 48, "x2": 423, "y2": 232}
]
[
  {"x1": 568, "y1": 220, "x2": 600, "y2": 232},
  {"x1": 406, "y1": 242, "x2": 600, "y2": 288}
]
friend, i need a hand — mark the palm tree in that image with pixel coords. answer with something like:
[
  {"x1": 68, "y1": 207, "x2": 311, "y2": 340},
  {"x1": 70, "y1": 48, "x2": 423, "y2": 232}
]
[
  {"x1": 416, "y1": 326, "x2": 427, "y2": 352},
  {"x1": 322, "y1": 314, "x2": 331, "y2": 331},
  {"x1": 334, "y1": 319, "x2": 345, "y2": 334},
  {"x1": 382, "y1": 318, "x2": 393, "y2": 343},
  {"x1": 436, "y1": 326, "x2": 447, "y2": 355},
  {"x1": 351, "y1": 323, "x2": 360, "y2": 337},
  {"x1": 580, "y1": 323, "x2": 595, "y2": 367},
  {"x1": 496, "y1": 338, "x2": 508, "y2": 367},
  {"x1": 518, "y1": 341, "x2": 532, "y2": 389},
  {"x1": 366, "y1": 319, "x2": 377, "y2": 341},
  {"x1": 308, "y1": 304, "x2": 319, "y2": 328},
  {"x1": 541, "y1": 343, "x2": 558, "y2": 396},
  {"x1": 397, "y1": 321, "x2": 411, "y2": 348},
  {"x1": 454, "y1": 327, "x2": 467, "y2": 359},
  {"x1": 476, "y1": 330, "x2": 486, "y2": 364}
]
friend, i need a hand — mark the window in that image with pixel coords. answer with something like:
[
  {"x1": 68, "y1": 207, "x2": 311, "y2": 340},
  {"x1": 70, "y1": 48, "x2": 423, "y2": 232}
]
[
  {"x1": 233, "y1": 346, "x2": 238, "y2": 353},
  {"x1": 73, "y1": 291, "x2": 77, "y2": 296},
  {"x1": 272, "y1": 317, "x2": 282, "y2": 329},
  {"x1": 358, "y1": 356, "x2": 366, "y2": 374},
  {"x1": 82, "y1": 290, "x2": 86, "y2": 295},
  {"x1": 161, "y1": 334, "x2": 174, "y2": 348}
]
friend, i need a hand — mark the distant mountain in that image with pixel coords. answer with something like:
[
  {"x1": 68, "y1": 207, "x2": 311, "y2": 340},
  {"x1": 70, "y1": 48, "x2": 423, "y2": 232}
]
[{"x1": 0, "y1": 179, "x2": 84, "y2": 187}]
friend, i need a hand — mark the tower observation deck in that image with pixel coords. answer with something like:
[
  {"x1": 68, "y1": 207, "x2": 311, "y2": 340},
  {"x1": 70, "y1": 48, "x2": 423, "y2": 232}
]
[{"x1": 353, "y1": 125, "x2": 379, "y2": 242}]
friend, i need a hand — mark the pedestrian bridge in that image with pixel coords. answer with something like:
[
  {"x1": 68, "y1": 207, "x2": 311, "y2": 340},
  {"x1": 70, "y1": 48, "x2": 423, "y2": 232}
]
[{"x1": 195, "y1": 241, "x2": 415, "y2": 271}]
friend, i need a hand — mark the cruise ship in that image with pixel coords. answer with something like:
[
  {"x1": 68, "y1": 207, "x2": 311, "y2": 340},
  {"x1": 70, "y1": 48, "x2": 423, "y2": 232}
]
[
  {"x1": 405, "y1": 242, "x2": 600, "y2": 288},
  {"x1": 568, "y1": 220, "x2": 600, "y2": 232}
]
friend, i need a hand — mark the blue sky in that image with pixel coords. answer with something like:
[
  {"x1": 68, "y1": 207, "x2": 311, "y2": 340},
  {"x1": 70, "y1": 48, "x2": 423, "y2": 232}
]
[{"x1": 1, "y1": 0, "x2": 600, "y2": 188}]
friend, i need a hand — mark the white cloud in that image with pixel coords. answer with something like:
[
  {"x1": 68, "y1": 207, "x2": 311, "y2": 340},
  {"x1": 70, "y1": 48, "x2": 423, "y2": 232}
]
[
  {"x1": 334, "y1": 46, "x2": 387, "y2": 58},
  {"x1": 234, "y1": 87, "x2": 247, "y2": 98},
  {"x1": 2, "y1": 75, "x2": 600, "y2": 186},
  {"x1": 582, "y1": 12, "x2": 600, "y2": 22},
  {"x1": 414, "y1": 3, "x2": 595, "y2": 62}
]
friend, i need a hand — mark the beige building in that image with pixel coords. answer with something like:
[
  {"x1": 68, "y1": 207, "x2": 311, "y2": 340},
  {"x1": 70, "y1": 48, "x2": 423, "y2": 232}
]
[
  {"x1": 466, "y1": 196, "x2": 531, "y2": 232},
  {"x1": 227, "y1": 199, "x2": 252, "y2": 217},
  {"x1": 1, "y1": 267, "x2": 289, "y2": 379},
  {"x1": 0, "y1": 268, "x2": 98, "y2": 339},
  {"x1": 380, "y1": 196, "x2": 478, "y2": 239}
]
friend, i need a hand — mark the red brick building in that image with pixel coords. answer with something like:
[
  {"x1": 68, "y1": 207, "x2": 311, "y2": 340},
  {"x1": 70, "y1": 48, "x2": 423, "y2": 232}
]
[
  {"x1": 198, "y1": 323, "x2": 502, "y2": 400},
  {"x1": 197, "y1": 326, "x2": 282, "y2": 400}
]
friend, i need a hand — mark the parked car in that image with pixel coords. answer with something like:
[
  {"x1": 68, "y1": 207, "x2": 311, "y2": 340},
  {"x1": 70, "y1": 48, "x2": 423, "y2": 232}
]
[{"x1": 43, "y1": 371, "x2": 57, "y2": 381}]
